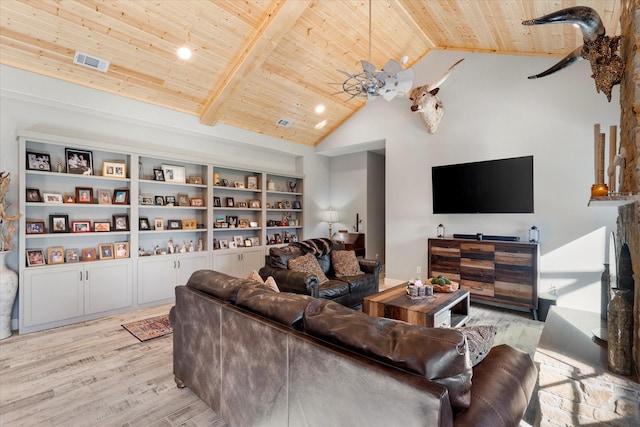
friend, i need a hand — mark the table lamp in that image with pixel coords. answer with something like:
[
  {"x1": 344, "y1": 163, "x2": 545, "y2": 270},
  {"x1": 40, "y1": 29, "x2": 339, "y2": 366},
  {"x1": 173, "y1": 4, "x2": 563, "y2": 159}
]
[{"x1": 322, "y1": 209, "x2": 339, "y2": 238}]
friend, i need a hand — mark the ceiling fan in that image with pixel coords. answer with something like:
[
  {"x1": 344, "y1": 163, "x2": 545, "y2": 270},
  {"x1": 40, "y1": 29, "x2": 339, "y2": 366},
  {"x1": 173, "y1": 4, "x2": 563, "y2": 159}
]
[{"x1": 335, "y1": 1, "x2": 414, "y2": 101}]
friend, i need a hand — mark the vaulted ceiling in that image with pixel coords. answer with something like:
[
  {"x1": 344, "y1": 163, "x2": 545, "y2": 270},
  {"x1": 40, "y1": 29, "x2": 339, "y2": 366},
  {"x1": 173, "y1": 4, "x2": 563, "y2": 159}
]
[{"x1": 0, "y1": 1, "x2": 622, "y2": 146}]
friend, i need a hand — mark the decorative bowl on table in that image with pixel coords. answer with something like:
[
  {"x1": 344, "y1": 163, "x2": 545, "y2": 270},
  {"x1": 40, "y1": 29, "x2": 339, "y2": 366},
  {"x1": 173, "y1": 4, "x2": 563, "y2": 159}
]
[{"x1": 430, "y1": 276, "x2": 459, "y2": 293}]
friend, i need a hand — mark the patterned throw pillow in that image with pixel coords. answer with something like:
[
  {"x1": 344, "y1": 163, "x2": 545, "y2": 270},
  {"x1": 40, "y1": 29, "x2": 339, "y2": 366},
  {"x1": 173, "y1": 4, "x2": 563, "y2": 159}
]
[
  {"x1": 246, "y1": 270, "x2": 280, "y2": 292},
  {"x1": 288, "y1": 252, "x2": 329, "y2": 284},
  {"x1": 331, "y1": 250, "x2": 363, "y2": 277},
  {"x1": 455, "y1": 325, "x2": 497, "y2": 366}
]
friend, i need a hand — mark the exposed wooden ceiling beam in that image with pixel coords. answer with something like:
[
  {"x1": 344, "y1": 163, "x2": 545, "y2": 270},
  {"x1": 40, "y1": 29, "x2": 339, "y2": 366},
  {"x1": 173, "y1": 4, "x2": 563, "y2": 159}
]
[{"x1": 199, "y1": 0, "x2": 310, "y2": 126}]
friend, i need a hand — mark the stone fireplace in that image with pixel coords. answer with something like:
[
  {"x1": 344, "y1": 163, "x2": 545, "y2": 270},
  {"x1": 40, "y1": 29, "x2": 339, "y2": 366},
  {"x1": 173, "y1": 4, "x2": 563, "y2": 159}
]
[{"x1": 618, "y1": 0, "x2": 639, "y2": 378}]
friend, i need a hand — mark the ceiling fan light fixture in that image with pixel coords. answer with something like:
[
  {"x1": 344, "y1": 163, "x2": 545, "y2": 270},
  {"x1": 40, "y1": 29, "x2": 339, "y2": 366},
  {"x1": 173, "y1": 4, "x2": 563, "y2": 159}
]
[
  {"x1": 177, "y1": 46, "x2": 192, "y2": 60},
  {"x1": 315, "y1": 120, "x2": 327, "y2": 129},
  {"x1": 315, "y1": 104, "x2": 325, "y2": 114}
]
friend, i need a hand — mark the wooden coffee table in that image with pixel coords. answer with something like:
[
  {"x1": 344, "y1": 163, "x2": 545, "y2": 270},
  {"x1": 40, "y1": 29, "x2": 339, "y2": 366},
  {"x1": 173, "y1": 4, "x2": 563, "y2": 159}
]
[{"x1": 363, "y1": 284, "x2": 470, "y2": 328}]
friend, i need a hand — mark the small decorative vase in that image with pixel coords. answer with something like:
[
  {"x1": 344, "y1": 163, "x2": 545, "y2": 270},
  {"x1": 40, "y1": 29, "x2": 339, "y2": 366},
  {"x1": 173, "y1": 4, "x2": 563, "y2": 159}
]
[
  {"x1": 607, "y1": 288, "x2": 633, "y2": 375},
  {"x1": 600, "y1": 263, "x2": 610, "y2": 320},
  {"x1": 0, "y1": 251, "x2": 18, "y2": 340}
]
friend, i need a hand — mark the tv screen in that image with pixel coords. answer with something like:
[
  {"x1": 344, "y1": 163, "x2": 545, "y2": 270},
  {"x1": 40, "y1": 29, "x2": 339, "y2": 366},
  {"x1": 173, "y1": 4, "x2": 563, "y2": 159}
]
[{"x1": 432, "y1": 156, "x2": 534, "y2": 214}]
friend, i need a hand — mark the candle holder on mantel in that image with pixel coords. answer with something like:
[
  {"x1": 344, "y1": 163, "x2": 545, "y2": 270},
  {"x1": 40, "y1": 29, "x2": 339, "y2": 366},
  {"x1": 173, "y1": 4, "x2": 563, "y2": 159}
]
[{"x1": 591, "y1": 183, "x2": 609, "y2": 197}]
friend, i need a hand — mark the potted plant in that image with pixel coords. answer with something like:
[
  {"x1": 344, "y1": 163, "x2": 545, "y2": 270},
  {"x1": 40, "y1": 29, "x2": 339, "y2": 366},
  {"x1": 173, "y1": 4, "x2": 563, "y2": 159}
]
[{"x1": 0, "y1": 172, "x2": 21, "y2": 339}]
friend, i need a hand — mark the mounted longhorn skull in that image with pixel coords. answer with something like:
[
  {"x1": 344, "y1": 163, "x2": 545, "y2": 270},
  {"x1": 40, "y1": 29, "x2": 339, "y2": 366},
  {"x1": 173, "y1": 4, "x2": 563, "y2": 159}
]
[
  {"x1": 405, "y1": 59, "x2": 464, "y2": 134},
  {"x1": 522, "y1": 6, "x2": 624, "y2": 101}
]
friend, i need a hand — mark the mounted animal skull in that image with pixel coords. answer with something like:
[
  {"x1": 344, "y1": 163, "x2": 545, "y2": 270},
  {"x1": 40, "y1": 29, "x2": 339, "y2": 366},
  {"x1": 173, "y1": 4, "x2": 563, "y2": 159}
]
[
  {"x1": 405, "y1": 59, "x2": 464, "y2": 134},
  {"x1": 522, "y1": 6, "x2": 624, "y2": 101}
]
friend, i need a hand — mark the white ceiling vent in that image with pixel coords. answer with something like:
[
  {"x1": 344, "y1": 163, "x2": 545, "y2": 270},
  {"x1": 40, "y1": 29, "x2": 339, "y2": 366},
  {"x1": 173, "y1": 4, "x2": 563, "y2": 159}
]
[
  {"x1": 276, "y1": 118, "x2": 293, "y2": 128},
  {"x1": 73, "y1": 51, "x2": 110, "y2": 72}
]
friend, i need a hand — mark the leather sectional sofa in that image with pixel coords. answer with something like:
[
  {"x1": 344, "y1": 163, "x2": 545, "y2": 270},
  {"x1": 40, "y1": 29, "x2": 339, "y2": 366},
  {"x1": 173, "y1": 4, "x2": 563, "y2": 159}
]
[
  {"x1": 170, "y1": 269, "x2": 538, "y2": 427},
  {"x1": 258, "y1": 238, "x2": 382, "y2": 307}
]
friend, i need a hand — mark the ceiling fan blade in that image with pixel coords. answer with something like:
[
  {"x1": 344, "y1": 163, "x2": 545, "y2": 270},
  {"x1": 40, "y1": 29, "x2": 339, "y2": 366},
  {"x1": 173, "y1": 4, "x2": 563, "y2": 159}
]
[
  {"x1": 380, "y1": 59, "x2": 403, "y2": 75},
  {"x1": 394, "y1": 68, "x2": 415, "y2": 93},
  {"x1": 361, "y1": 60, "x2": 377, "y2": 78}
]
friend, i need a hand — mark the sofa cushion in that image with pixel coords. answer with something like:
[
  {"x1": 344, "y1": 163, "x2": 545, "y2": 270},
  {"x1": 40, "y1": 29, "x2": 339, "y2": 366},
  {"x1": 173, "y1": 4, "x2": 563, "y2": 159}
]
[
  {"x1": 331, "y1": 250, "x2": 363, "y2": 277},
  {"x1": 235, "y1": 285, "x2": 315, "y2": 330},
  {"x1": 303, "y1": 299, "x2": 472, "y2": 410},
  {"x1": 186, "y1": 270, "x2": 250, "y2": 302},
  {"x1": 247, "y1": 270, "x2": 280, "y2": 292},
  {"x1": 317, "y1": 280, "x2": 350, "y2": 299},
  {"x1": 269, "y1": 245, "x2": 305, "y2": 269},
  {"x1": 289, "y1": 252, "x2": 329, "y2": 284},
  {"x1": 455, "y1": 325, "x2": 497, "y2": 367}
]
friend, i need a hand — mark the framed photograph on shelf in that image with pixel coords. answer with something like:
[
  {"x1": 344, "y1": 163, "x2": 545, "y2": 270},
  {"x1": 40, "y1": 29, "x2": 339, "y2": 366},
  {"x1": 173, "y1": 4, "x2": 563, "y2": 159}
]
[
  {"x1": 65, "y1": 148, "x2": 93, "y2": 175},
  {"x1": 177, "y1": 193, "x2": 189, "y2": 206},
  {"x1": 114, "y1": 242, "x2": 129, "y2": 258},
  {"x1": 182, "y1": 219, "x2": 197, "y2": 230},
  {"x1": 154, "y1": 218, "x2": 164, "y2": 230},
  {"x1": 154, "y1": 195, "x2": 165, "y2": 206},
  {"x1": 244, "y1": 238, "x2": 253, "y2": 247},
  {"x1": 226, "y1": 215, "x2": 238, "y2": 228},
  {"x1": 228, "y1": 240, "x2": 237, "y2": 249},
  {"x1": 47, "y1": 247, "x2": 65, "y2": 265},
  {"x1": 94, "y1": 221, "x2": 111, "y2": 232},
  {"x1": 249, "y1": 221, "x2": 258, "y2": 228},
  {"x1": 246, "y1": 176, "x2": 258, "y2": 190},
  {"x1": 226, "y1": 197, "x2": 234, "y2": 207},
  {"x1": 234, "y1": 181, "x2": 245, "y2": 189},
  {"x1": 249, "y1": 199, "x2": 261, "y2": 208},
  {"x1": 26, "y1": 221, "x2": 45, "y2": 234},
  {"x1": 98, "y1": 243, "x2": 114, "y2": 260},
  {"x1": 233, "y1": 236, "x2": 244, "y2": 247},
  {"x1": 113, "y1": 214, "x2": 129, "y2": 231},
  {"x1": 112, "y1": 189, "x2": 129, "y2": 205},
  {"x1": 167, "y1": 219, "x2": 182, "y2": 230},
  {"x1": 219, "y1": 239, "x2": 229, "y2": 249},
  {"x1": 213, "y1": 196, "x2": 221, "y2": 207},
  {"x1": 141, "y1": 195, "x2": 154, "y2": 205},
  {"x1": 65, "y1": 248, "x2": 80, "y2": 263},
  {"x1": 102, "y1": 161, "x2": 127, "y2": 178},
  {"x1": 153, "y1": 169, "x2": 165, "y2": 181},
  {"x1": 188, "y1": 176, "x2": 202, "y2": 185},
  {"x1": 238, "y1": 219, "x2": 250, "y2": 228},
  {"x1": 26, "y1": 249, "x2": 46, "y2": 266},
  {"x1": 190, "y1": 197, "x2": 204, "y2": 207},
  {"x1": 161, "y1": 164, "x2": 186, "y2": 183},
  {"x1": 49, "y1": 214, "x2": 70, "y2": 233},
  {"x1": 26, "y1": 152, "x2": 51, "y2": 171},
  {"x1": 96, "y1": 189, "x2": 111, "y2": 205},
  {"x1": 139, "y1": 217, "x2": 151, "y2": 230},
  {"x1": 75, "y1": 187, "x2": 94, "y2": 204},
  {"x1": 26, "y1": 188, "x2": 42, "y2": 202},
  {"x1": 82, "y1": 248, "x2": 97, "y2": 261},
  {"x1": 250, "y1": 237, "x2": 260, "y2": 246},
  {"x1": 236, "y1": 201, "x2": 247, "y2": 208},
  {"x1": 63, "y1": 194, "x2": 75, "y2": 203},
  {"x1": 165, "y1": 196, "x2": 176, "y2": 206},
  {"x1": 221, "y1": 178, "x2": 230, "y2": 187},
  {"x1": 71, "y1": 220, "x2": 91, "y2": 233},
  {"x1": 43, "y1": 193, "x2": 64, "y2": 204}
]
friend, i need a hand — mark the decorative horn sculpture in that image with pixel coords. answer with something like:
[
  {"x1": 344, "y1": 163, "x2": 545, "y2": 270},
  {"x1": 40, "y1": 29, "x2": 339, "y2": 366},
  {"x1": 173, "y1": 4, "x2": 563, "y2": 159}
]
[
  {"x1": 406, "y1": 58, "x2": 464, "y2": 134},
  {"x1": 522, "y1": 6, "x2": 623, "y2": 101}
]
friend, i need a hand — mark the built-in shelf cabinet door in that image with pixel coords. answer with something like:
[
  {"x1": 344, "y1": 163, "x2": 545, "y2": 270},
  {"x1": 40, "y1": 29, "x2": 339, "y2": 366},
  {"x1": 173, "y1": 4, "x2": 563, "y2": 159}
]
[
  {"x1": 84, "y1": 260, "x2": 133, "y2": 315},
  {"x1": 138, "y1": 252, "x2": 210, "y2": 304},
  {"x1": 212, "y1": 247, "x2": 264, "y2": 278}
]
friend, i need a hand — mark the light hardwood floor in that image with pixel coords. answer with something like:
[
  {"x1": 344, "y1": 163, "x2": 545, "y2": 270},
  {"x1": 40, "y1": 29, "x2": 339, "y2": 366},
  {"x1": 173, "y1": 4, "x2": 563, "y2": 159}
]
[{"x1": 0, "y1": 299, "x2": 543, "y2": 427}]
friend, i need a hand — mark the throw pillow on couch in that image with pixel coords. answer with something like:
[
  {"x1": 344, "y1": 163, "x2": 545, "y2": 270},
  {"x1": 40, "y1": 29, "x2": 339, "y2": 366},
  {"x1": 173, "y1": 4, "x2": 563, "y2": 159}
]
[
  {"x1": 288, "y1": 252, "x2": 329, "y2": 283},
  {"x1": 331, "y1": 250, "x2": 363, "y2": 277}
]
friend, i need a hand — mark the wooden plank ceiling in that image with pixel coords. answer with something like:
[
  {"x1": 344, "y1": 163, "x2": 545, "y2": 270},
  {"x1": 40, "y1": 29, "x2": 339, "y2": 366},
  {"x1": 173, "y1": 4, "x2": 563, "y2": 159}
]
[{"x1": 0, "y1": 1, "x2": 622, "y2": 146}]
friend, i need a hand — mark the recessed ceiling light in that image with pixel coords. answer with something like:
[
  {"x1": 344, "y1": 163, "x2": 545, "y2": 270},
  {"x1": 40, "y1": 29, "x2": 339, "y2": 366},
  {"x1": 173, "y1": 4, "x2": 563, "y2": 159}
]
[
  {"x1": 315, "y1": 120, "x2": 327, "y2": 129},
  {"x1": 177, "y1": 46, "x2": 192, "y2": 60},
  {"x1": 315, "y1": 104, "x2": 325, "y2": 114}
]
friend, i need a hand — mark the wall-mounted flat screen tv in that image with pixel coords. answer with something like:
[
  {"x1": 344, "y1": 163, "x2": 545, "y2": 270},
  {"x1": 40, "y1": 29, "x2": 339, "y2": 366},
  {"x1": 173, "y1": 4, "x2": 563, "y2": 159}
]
[{"x1": 432, "y1": 155, "x2": 534, "y2": 214}]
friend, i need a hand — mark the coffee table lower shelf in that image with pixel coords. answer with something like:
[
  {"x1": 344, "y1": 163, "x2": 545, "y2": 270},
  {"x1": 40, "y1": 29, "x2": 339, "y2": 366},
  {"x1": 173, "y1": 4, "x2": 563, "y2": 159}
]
[{"x1": 363, "y1": 284, "x2": 470, "y2": 328}]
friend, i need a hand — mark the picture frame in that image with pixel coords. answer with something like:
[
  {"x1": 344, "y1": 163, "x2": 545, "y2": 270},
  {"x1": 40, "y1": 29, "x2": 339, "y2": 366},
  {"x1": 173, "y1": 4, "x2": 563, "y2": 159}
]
[
  {"x1": 49, "y1": 214, "x2": 70, "y2": 233},
  {"x1": 161, "y1": 164, "x2": 186, "y2": 183},
  {"x1": 250, "y1": 237, "x2": 260, "y2": 246},
  {"x1": 238, "y1": 219, "x2": 250, "y2": 228},
  {"x1": 213, "y1": 196, "x2": 221, "y2": 207},
  {"x1": 65, "y1": 148, "x2": 93, "y2": 175},
  {"x1": 71, "y1": 220, "x2": 92, "y2": 233},
  {"x1": 234, "y1": 236, "x2": 244, "y2": 247},
  {"x1": 75, "y1": 187, "x2": 94, "y2": 204},
  {"x1": 153, "y1": 169, "x2": 165, "y2": 181},
  {"x1": 190, "y1": 197, "x2": 204, "y2": 207},
  {"x1": 244, "y1": 238, "x2": 253, "y2": 247},
  {"x1": 94, "y1": 221, "x2": 111, "y2": 232},
  {"x1": 293, "y1": 201, "x2": 302, "y2": 209},
  {"x1": 228, "y1": 240, "x2": 237, "y2": 249},
  {"x1": 155, "y1": 195, "x2": 165, "y2": 206},
  {"x1": 141, "y1": 195, "x2": 154, "y2": 205},
  {"x1": 26, "y1": 249, "x2": 46, "y2": 266},
  {"x1": 249, "y1": 199, "x2": 261, "y2": 208},
  {"x1": 112, "y1": 189, "x2": 129, "y2": 205},
  {"x1": 26, "y1": 151, "x2": 52, "y2": 171},
  {"x1": 97, "y1": 189, "x2": 112, "y2": 205},
  {"x1": 182, "y1": 218, "x2": 197, "y2": 230},
  {"x1": 64, "y1": 194, "x2": 75, "y2": 203},
  {"x1": 82, "y1": 248, "x2": 97, "y2": 261},
  {"x1": 139, "y1": 217, "x2": 151, "y2": 230},
  {"x1": 236, "y1": 201, "x2": 247, "y2": 208},
  {"x1": 65, "y1": 248, "x2": 80, "y2": 263},
  {"x1": 234, "y1": 181, "x2": 245, "y2": 189},
  {"x1": 188, "y1": 176, "x2": 202, "y2": 184},
  {"x1": 43, "y1": 193, "x2": 64, "y2": 204},
  {"x1": 249, "y1": 221, "x2": 258, "y2": 228},
  {"x1": 165, "y1": 196, "x2": 176, "y2": 206},
  {"x1": 26, "y1": 221, "x2": 45, "y2": 234},
  {"x1": 154, "y1": 218, "x2": 164, "y2": 230},
  {"x1": 284, "y1": 200, "x2": 292, "y2": 209},
  {"x1": 113, "y1": 214, "x2": 129, "y2": 231},
  {"x1": 167, "y1": 219, "x2": 182, "y2": 230},
  {"x1": 26, "y1": 188, "x2": 42, "y2": 202},
  {"x1": 102, "y1": 161, "x2": 127, "y2": 178},
  {"x1": 277, "y1": 201, "x2": 284, "y2": 209},
  {"x1": 221, "y1": 178, "x2": 230, "y2": 187},
  {"x1": 177, "y1": 193, "x2": 189, "y2": 206},
  {"x1": 246, "y1": 176, "x2": 258, "y2": 190},
  {"x1": 226, "y1": 215, "x2": 238, "y2": 227},
  {"x1": 219, "y1": 239, "x2": 229, "y2": 249},
  {"x1": 226, "y1": 197, "x2": 234, "y2": 207},
  {"x1": 274, "y1": 233, "x2": 282, "y2": 244},
  {"x1": 114, "y1": 241, "x2": 129, "y2": 259},
  {"x1": 98, "y1": 243, "x2": 114, "y2": 260},
  {"x1": 47, "y1": 247, "x2": 65, "y2": 265}
]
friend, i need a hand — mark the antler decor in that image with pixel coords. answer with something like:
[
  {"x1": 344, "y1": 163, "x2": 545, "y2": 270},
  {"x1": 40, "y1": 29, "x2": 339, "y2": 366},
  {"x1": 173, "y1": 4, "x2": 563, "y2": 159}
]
[
  {"x1": 522, "y1": 6, "x2": 624, "y2": 101},
  {"x1": 0, "y1": 172, "x2": 21, "y2": 252}
]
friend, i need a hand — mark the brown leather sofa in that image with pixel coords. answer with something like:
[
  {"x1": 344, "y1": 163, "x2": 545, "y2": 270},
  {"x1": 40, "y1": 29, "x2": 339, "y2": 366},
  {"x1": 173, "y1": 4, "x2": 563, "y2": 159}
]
[
  {"x1": 259, "y1": 238, "x2": 382, "y2": 307},
  {"x1": 171, "y1": 270, "x2": 538, "y2": 427}
]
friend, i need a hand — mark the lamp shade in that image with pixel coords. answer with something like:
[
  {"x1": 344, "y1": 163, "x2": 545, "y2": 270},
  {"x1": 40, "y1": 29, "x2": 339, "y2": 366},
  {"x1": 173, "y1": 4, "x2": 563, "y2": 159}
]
[{"x1": 322, "y1": 210, "x2": 339, "y2": 223}]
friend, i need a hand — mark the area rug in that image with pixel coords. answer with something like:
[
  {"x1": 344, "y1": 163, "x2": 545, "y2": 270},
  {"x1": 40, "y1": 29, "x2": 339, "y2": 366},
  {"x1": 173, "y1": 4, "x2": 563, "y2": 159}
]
[{"x1": 122, "y1": 314, "x2": 173, "y2": 342}]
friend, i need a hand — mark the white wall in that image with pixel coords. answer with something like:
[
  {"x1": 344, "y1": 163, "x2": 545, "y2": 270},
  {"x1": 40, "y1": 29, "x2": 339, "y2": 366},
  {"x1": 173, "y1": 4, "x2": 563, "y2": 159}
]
[{"x1": 318, "y1": 50, "x2": 621, "y2": 313}]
